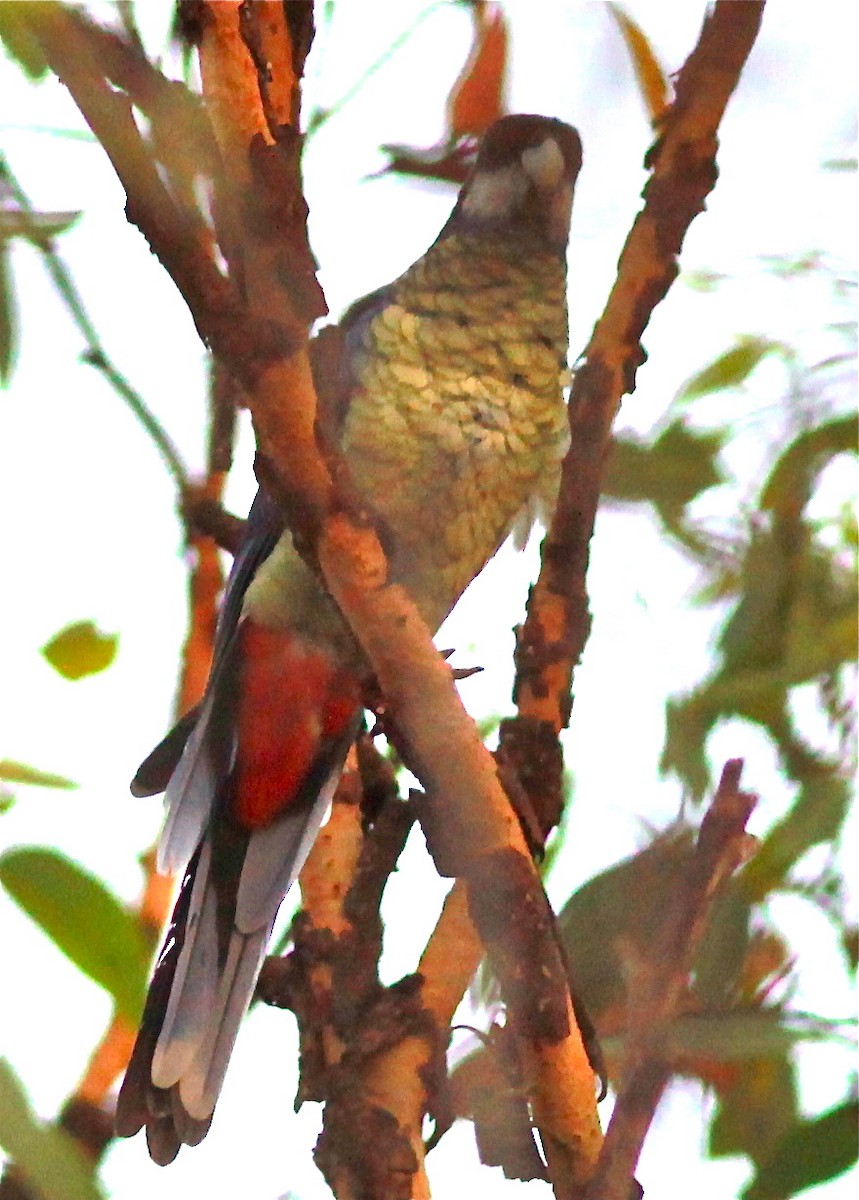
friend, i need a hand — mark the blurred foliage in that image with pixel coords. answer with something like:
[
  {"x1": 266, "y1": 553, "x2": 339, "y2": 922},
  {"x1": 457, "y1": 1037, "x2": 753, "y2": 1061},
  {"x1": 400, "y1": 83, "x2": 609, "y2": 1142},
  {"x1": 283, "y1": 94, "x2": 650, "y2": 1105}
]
[
  {"x1": 742, "y1": 1098, "x2": 859, "y2": 1200},
  {"x1": 603, "y1": 416, "x2": 727, "y2": 541},
  {"x1": 0, "y1": 760, "x2": 76, "y2": 790},
  {"x1": 0, "y1": 6, "x2": 50, "y2": 82},
  {"x1": 676, "y1": 335, "x2": 786, "y2": 403},
  {"x1": 40, "y1": 620, "x2": 119, "y2": 681},
  {"x1": 464, "y1": 260, "x2": 857, "y2": 1190},
  {"x1": 0, "y1": 847, "x2": 151, "y2": 1023},
  {"x1": 660, "y1": 408, "x2": 856, "y2": 798},
  {"x1": 0, "y1": 1061, "x2": 104, "y2": 1200},
  {"x1": 606, "y1": 2, "x2": 670, "y2": 125},
  {"x1": 0, "y1": 152, "x2": 80, "y2": 385},
  {"x1": 378, "y1": 2, "x2": 509, "y2": 183}
]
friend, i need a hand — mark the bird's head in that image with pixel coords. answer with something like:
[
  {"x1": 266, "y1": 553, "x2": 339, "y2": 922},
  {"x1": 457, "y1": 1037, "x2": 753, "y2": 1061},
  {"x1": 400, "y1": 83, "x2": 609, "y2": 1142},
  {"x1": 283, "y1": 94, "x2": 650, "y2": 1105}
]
[{"x1": 451, "y1": 114, "x2": 582, "y2": 251}]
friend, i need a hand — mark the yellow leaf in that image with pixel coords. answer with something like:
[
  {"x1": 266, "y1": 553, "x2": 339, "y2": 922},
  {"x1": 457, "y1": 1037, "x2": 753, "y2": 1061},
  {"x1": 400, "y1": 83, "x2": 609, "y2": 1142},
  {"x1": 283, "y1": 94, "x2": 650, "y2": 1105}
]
[
  {"x1": 607, "y1": 4, "x2": 670, "y2": 126},
  {"x1": 41, "y1": 620, "x2": 118, "y2": 680}
]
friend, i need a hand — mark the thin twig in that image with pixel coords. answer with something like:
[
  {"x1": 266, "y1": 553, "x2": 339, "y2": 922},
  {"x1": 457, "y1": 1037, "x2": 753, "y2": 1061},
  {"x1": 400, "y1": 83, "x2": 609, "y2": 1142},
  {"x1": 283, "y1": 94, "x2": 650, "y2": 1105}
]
[
  {"x1": 583, "y1": 759, "x2": 757, "y2": 1200},
  {"x1": 499, "y1": 0, "x2": 767, "y2": 830},
  {"x1": 304, "y1": 3, "x2": 448, "y2": 138},
  {"x1": 1, "y1": 156, "x2": 189, "y2": 491}
]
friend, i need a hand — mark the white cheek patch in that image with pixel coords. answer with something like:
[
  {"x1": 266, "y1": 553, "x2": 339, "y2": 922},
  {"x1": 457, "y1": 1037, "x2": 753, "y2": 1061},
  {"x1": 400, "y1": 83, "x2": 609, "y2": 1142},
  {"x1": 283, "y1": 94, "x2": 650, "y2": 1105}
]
[
  {"x1": 462, "y1": 163, "x2": 528, "y2": 220},
  {"x1": 521, "y1": 137, "x2": 565, "y2": 191}
]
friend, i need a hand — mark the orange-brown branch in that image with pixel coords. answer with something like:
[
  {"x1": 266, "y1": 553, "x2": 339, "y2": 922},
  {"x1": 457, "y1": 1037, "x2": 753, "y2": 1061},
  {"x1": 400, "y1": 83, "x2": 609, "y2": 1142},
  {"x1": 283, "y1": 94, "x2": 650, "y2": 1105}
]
[
  {"x1": 584, "y1": 760, "x2": 758, "y2": 1200},
  {"x1": 500, "y1": 0, "x2": 767, "y2": 825}
]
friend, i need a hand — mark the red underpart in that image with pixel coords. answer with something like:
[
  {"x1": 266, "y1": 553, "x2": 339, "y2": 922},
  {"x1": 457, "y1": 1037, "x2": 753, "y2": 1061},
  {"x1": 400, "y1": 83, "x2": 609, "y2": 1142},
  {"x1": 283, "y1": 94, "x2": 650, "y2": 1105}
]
[{"x1": 233, "y1": 620, "x2": 361, "y2": 829}]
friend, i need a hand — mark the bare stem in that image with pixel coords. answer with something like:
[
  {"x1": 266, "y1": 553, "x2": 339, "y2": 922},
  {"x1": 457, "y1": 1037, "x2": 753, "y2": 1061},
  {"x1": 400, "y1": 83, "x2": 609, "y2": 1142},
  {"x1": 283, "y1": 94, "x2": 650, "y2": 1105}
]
[{"x1": 0, "y1": 155, "x2": 189, "y2": 491}]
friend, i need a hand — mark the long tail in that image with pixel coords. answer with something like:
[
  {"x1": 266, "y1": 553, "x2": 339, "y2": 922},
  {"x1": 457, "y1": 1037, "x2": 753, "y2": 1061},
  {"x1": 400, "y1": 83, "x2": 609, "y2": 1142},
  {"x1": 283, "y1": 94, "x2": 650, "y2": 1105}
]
[
  {"x1": 115, "y1": 758, "x2": 347, "y2": 1163},
  {"x1": 116, "y1": 702, "x2": 356, "y2": 1163},
  {"x1": 117, "y1": 616, "x2": 361, "y2": 1160}
]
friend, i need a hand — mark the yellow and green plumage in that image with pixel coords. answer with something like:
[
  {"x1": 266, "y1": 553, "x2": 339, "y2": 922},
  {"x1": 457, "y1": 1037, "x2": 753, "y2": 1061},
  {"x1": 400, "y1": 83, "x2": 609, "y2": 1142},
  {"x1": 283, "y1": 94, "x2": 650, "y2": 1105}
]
[{"x1": 346, "y1": 227, "x2": 571, "y2": 626}]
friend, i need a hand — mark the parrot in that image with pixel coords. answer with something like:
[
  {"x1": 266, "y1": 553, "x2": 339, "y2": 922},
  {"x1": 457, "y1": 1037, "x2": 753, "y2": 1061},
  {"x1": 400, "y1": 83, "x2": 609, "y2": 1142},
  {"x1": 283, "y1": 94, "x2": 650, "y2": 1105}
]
[{"x1": 115, "y1": 113, "x2": 583, "y2": 1164}]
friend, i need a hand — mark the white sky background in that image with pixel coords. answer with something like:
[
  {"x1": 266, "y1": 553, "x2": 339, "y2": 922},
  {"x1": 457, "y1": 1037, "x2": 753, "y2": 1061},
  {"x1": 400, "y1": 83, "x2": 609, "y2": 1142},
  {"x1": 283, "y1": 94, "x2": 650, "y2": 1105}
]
[{"x1": 0, "y1": 2, "x2": 856, "y2": 1199}]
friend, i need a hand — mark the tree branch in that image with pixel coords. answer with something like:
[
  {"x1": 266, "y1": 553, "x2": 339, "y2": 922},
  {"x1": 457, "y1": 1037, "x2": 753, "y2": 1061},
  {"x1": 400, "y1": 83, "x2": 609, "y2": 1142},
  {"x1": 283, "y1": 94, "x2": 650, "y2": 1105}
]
[
  {"x1": 15, "y1": 3, "x2": 767, "y2": 1197},
  {"x1": 379, "y1": 6, "x2": 768, "y2": 1191},
  {"x1": 583, "y1": 759, "x2": 758, "y2": 1200},
  {"x1": 181, "y1": 489, "x2": 246, "y2": 554},
  {"x1": 192, "y1": 5, "x2": 605, "y2": 1189},
  {"x1": 499, "y1": 0, "x2": 767, "y2": 831}
]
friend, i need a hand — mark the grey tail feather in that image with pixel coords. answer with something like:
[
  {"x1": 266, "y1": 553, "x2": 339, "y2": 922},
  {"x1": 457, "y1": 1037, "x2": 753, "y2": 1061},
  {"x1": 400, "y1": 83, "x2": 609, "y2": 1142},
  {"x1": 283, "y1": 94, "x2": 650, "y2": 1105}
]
[
  {"x1": 116, "y1": 728, "x2": 357, "y2": 1160},
  {"x1": 145, "y1": 1117, "x2": 181, "y2": 1166},
  {"x1": 130, "y1": 705, "x2": 200, "y2": 798},
  {"x1": 115, "y1": 846, "x2": 202, "y2": 1142}
]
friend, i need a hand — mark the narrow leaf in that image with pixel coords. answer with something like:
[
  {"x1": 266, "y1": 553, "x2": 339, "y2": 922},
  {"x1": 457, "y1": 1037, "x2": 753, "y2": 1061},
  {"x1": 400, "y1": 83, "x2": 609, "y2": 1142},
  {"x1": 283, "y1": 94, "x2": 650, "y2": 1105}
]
[
  {"x1": 710, "y1": 1055, "x2": 799, "y2": 1166},
  {"x1": 558, "y1": 828, "x2": 698, "y2": 1015},
  {"x1": 660, "y1": 694, "x2": 714, "y2": 800},
  {"x1": 0, "y1": 1060, "x2": 104, "y2": 1200},
  {"x1": 760, "y1": 414, "x2": 858, "y2": 516},
  {"x1": 0, "y1": 760, "x2": 77, "y2": 790},
  {"x1": 740, "y1": 774, "x2": 852, "y2": 900},
  {"x1": 693, "y1": 884, "x2": 752, "y2": 1007},
  {"x1": 0, "y1": 238, "x2": 17, "y2": 385},
  {"x1": 663, "y1": 1011, "x2": 851, "y2": 1064},
  {"x1": 41, "y1": 620, "x2": 118, "y2": 680},
  {"x1": 679, "y1": 337, "x2": 781, "y2": 402},
  {"x1": 717, "y1": 529, "x2": 792, "y2": 672},
  {"x1": 607, "y1": 4, "x2": 670, "y2": 124},
  {"x1": 0, "y1": 208, "x2": 81, "y2": 244},
  {"x1": 742, "y1": 1099, "x2": 859, "y2": 1199},
  {"x1": 605, "y1": 419, "x2": 726, "y2": 511},
  {"x1": 0, "y1": 8, "x2": 50, "y2": 80},
  {"x1": 448, "y1": 3, "x2": 508, "y2": 137},
  {"x1": 0, "y1": 847, "x2": 150, "y2": 1021}
]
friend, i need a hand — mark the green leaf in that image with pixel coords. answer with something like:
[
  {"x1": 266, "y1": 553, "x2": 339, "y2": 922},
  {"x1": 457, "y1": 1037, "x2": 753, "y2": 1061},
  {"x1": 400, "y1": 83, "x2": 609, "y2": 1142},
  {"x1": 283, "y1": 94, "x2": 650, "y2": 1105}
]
[
  {"x1": 0, "y1": 760, "x2": 77, "y2": 790},
  {"x1": 682, "y1": 268, "x2": 727, "y2": 293},
  {"x1": 0, "y1": 7, "x2": 50, "y2": 80},
  {"x1": 0, "y1": 847, "x2": 150, "y2": 1021},
  {"x1": 761, "y1": 252, "x2": 825, "y2": 280},
  {"x1": 740, "y1": 774, "x2": 852, "y2": 900},
  {"x1": 41, "y1": 621, "x2": 118, "y2": 680},
  {"x1": 717, "y1": 529, "x2": 792, "y2": 673},
  {"x1": 0, "y1": 238, "x2": 17, "y2": 385},
  {"x1": 0, "y1": 1060, "x2": 104, "y2": 1200},
  {"x1": 710, "y1": 1055, "x2": 799, "y2": 1167},
  {"x1": 0, "y1": 208, "x2": 82, "y2": 244},
  {"x1": 693, "y1": 883, "x2": 752, "y2": 1007},
  {"x1": 558, "y1": 828, "x2": 698, "y2": 1016},
  {"x1": 761, "y1": 415, "x2": 858, "y2": 517},
  {"x1": 662, "y1": 1011, "x2": 851, "y2": 1065},
  {"x1": 663, "y1": 510, "x2": 857, "y2": 800},
  {"x1": 605, "y1": 419, "x2": 726, "y2": 515},
  {"x1": 540, "y1": 777, "x2": 575, "y2": 882},
  {"x1": 476, "y1": 713, "x2": 502, "y2": 741},
  {"x1": 678, "y1": 337, "x2": 783, "y2": 402},
  {"x1": 742, "y1": 1099, "x2": 859, "y2": 1199},
  {"x1": 660, "y1": 694, "x2": 714, "y2": 800}
]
